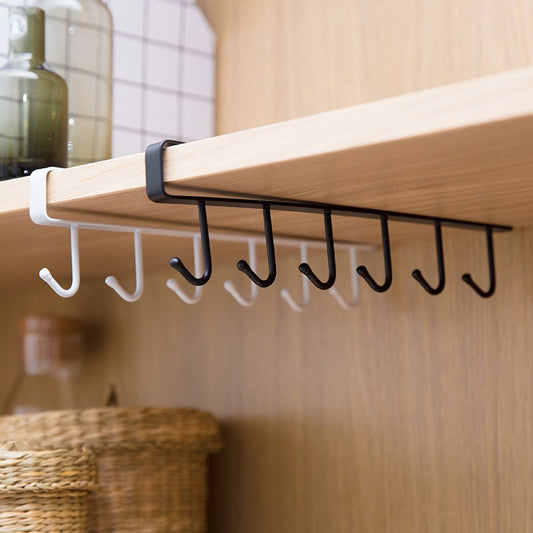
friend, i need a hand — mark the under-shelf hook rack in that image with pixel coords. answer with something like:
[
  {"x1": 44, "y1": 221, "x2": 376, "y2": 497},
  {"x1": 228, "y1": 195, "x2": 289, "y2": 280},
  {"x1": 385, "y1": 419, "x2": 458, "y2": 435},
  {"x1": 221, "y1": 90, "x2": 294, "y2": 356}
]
[
  {"x1": 30, "y1": 167, "x2": 368, "y2": 305},
  {"x1": 145, "y1": 140, "x2": 512, "y2": 298}
]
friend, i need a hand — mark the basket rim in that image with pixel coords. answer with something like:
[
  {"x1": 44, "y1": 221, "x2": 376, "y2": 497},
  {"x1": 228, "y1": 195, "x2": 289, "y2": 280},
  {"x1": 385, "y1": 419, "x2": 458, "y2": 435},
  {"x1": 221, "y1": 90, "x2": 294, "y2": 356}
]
[{"x1": 0, "y1": 407, "x2": 222, "y2": 453}]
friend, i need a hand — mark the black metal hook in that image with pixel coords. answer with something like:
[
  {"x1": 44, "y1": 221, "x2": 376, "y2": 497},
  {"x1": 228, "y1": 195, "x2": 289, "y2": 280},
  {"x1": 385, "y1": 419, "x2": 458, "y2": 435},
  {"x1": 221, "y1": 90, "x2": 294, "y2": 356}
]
[
  {"x1": 462, "y1": 226, "x2": 495, "y2": 298},
  {"x1": 145, "y1": 141, "x2": 511, "y2": 298},
  {"x1": 169, "y1": 200, "x2": 212, "y2": 286},
  {"x1": 356, "y1": 215, "x2": 392, "y2": 293},
  {"x1": 412, "y1": 220, "x2": 445, "y2": 295},
  {"x1": 237, "y1": 205, "x2": 277, "y2": 288},
  {"x1": 298, "y1": 210, "x2": 336, "y2": 290}
]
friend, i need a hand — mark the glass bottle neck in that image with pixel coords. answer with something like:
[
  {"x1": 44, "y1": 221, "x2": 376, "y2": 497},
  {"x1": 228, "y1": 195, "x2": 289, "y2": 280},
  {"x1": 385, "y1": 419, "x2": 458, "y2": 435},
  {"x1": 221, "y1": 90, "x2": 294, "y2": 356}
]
[
  {"x1": 8, "y1": 7, "x2": 46, "y2": 68},
  {"x1": 8, "y1": 50, "x2": 45, "y2": 68}
]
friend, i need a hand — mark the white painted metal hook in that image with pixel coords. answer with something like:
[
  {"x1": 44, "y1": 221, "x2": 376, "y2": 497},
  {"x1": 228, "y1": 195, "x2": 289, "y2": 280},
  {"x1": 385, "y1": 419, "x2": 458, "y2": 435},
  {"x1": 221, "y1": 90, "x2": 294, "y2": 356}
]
[
  {"x1": 224, "y1": 239, "x2": 259, "y2": 307},
  {"x1": 40, "y1": 224, "x2": 80, "y2": 298},
  {"x1": 329, "y1": 246, "x2": 359, "y2": 309},
  {"x1": 105, "y1": 229, "x2": 144, "y2": 302},
  {"x1": 30, "y1": 167, "x2": 81, "y2": 298},
  {"x1": 281, "y1": 243, "x2": 311, "y2": 312},
  {"x1": 166, "y1": 234, "x2": 204, "y2": 304}
]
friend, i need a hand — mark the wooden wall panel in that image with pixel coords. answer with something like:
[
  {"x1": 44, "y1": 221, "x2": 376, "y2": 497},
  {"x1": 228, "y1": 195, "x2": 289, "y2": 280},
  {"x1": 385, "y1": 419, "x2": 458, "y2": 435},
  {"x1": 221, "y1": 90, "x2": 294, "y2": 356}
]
[
  {"x1": 1, "y1": 228, "x2": 531, "y2": 532},
  {"x1": 0, "y1": 1, "x2": 532, "y2": 532},
  {"x1": 199, "y1": 0, "x2": 533, "y2": 134}
]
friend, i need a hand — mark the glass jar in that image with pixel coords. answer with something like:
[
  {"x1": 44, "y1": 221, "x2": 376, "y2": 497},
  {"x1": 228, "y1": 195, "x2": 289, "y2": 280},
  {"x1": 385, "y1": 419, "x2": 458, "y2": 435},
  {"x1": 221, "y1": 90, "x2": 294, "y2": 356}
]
[
  {"x1": 37, "y1": 0, "x2": 113, "y2": 166},
  {"x1": 0, "y1": 7, "x2": 68, "y2": 180},
  {"x1": 2, "y1": 315, "x2": 84, "y2": 414}
]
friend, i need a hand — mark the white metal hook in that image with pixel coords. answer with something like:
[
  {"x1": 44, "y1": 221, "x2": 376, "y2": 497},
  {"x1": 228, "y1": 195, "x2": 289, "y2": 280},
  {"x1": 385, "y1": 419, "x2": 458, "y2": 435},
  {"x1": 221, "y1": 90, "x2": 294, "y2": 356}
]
[
  {"x1": 39, "y1": 224, "x2": 81, "y2": 298},
  {"x1": 166, "y1": 234, "x2": 204, "y2": 304},
  {"x1": 30, "y1": 167, "x2": 81, "y2": 298},
  {"x1": 329, "y1": 246, "x2": 359, "y2": 309},
  {"x1": 224, "y1": 239, "x2": 259, "y2": 307},
  {"x1": 105, "y1": 229, "x2": 144, "y2": 302},
  {"x1": 281, "y1": 243, "x2": 311, "y2": 312}
]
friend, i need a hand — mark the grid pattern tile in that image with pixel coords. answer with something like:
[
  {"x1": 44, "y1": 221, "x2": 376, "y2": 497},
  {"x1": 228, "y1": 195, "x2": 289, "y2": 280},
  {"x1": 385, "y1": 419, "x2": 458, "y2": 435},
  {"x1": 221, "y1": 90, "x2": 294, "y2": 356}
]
[{"x1": 0, "y1": 0, "x2": 216, "y2": 159}]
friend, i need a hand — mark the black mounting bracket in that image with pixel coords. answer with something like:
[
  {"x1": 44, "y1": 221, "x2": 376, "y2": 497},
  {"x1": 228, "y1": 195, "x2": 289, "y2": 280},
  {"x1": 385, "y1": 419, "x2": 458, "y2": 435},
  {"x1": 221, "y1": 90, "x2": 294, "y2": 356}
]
[{"x1": 145, "y1": 139, "x2": 512, "y2": 298}]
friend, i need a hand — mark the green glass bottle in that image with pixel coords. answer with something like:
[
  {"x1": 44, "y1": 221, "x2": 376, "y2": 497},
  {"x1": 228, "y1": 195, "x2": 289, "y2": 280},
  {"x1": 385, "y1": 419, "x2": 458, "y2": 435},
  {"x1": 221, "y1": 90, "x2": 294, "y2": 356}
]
[
  {"x1": 37, "y1": 0, "x2": 113, "y2": 166},
  {"x1": 0, "y1": 7, "x2": 68, "y2": 180}
]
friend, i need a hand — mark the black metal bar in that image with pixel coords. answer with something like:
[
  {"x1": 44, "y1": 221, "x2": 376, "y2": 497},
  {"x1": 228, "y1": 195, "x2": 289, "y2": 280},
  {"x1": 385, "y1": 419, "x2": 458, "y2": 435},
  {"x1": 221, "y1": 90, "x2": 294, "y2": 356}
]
[
  {"x1": 145, "y1": 140, "x2": 511, "y2": 299},
  {"x1": 145, "y1": 140, "x2": 512, "y2": 234}
]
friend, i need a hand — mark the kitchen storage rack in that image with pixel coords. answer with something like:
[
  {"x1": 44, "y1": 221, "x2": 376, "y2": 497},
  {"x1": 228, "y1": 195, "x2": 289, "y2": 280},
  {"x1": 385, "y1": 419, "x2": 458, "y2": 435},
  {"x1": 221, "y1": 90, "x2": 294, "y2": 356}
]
[
  {"x1": 145, "y1": 140, "x2": 511, "y2": 297},
  {"x1": 0, "y1": 67, "x2": 529, "y2": 294}
]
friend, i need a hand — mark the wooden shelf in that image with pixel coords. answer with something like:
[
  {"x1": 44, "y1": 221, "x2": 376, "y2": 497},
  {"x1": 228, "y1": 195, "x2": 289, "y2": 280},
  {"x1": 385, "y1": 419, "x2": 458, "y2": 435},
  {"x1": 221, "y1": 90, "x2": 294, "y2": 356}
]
[{"x1": 2, "y1": 67, "x2": 533, "y2": 288}]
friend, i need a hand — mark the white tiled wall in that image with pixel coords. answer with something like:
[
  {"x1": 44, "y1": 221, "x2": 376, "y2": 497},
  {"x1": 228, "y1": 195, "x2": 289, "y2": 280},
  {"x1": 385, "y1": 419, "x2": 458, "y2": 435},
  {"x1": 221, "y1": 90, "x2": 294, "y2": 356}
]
[{"x1": 0, "y1": 0, "x2": 216, "y2": 158}]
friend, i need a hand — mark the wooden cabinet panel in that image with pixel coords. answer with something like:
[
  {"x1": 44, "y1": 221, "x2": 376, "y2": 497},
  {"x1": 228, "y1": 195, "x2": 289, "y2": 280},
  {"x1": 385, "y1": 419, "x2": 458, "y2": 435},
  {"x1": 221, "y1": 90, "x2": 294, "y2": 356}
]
[
  {"x1": 199, "y1": 0, "x2": 533, "y2": 134},
  {"x1": 1, "y1": 1, "x2": 531, "y2": 532},
  {"x1": 2, "y1": 228, "x2": 531, "y2": 532}
]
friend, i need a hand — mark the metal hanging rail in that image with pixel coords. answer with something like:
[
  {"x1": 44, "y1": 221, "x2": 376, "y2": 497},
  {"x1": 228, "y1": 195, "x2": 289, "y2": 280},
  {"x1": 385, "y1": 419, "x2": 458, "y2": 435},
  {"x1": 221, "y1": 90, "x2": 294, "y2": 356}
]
[
  {"x1": 145, "y1": 140, "x2": 513, "y2": 298},
  {"x1": 29, "y1": 166, "x2": 368, "y2": 308}
]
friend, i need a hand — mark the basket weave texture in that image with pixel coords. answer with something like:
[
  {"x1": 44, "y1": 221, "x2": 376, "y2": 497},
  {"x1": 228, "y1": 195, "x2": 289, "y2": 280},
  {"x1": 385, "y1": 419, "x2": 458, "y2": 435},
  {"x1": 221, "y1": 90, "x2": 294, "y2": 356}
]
[
  {"x1": 0, "y1": 448, "x2": 97, "y2": 532},
  {"x1": 0, "y1": 408, "x2": 221, "y2": 533}
]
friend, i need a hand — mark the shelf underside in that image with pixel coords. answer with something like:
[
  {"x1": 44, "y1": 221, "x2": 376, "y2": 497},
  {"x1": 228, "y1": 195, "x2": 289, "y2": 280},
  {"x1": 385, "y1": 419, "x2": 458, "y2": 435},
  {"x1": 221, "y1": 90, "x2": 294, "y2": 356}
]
[{"x1": 1, "y1": 67, "x2": 533, "y2": 288}]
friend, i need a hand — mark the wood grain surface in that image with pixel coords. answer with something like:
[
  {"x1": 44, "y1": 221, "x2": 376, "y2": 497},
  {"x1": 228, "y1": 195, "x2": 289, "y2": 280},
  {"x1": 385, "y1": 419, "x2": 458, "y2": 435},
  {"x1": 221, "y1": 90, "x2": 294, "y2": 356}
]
[
  {"x1": 1, "y1": 1, "x2": 532, "y2": 532},
  {"x1": 0, "y1": 67, "x2": 528, "y2": 289},
  {"x1": 199, "y1": 0, "x2": 533, "y2": 134},
  {"x1": 45, "y1": 66, "x2": 533, "y2": 237},
  {"x1": 0, "y1": 228, "x2": 531, "y2": 533}
]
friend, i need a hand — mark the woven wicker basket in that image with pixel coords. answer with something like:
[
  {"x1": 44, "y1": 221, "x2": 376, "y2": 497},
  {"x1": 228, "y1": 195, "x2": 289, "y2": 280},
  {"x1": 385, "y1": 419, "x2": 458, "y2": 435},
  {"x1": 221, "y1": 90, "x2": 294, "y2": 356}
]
[
  {"x1": 0, "y1": 408, "x2": 221, "y2": 533},
  {"x1": 0, "y1": 447, "x2": 97, "y2": 532}
]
